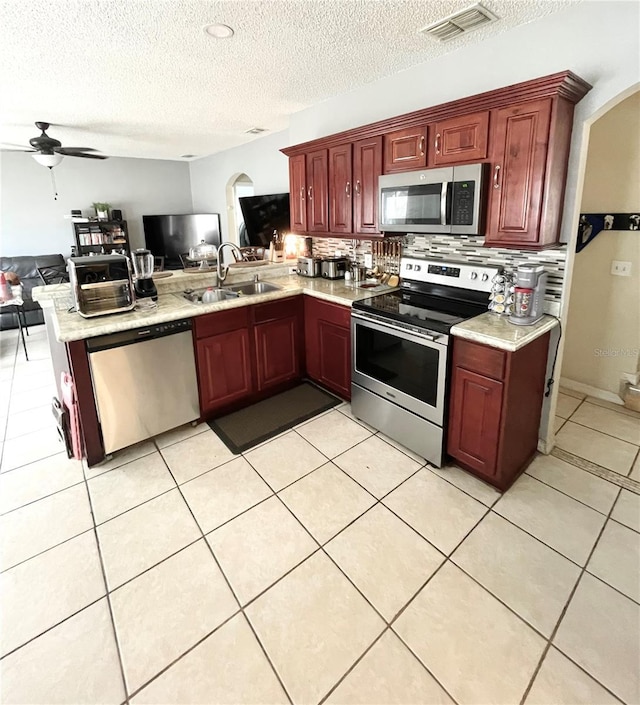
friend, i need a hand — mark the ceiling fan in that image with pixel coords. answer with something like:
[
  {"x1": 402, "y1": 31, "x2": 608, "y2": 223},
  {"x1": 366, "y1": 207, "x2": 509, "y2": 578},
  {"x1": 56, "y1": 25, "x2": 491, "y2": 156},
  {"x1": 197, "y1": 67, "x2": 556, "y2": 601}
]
[{"x1": 3, "y1": 121, "x2": 108, "y2": 167}]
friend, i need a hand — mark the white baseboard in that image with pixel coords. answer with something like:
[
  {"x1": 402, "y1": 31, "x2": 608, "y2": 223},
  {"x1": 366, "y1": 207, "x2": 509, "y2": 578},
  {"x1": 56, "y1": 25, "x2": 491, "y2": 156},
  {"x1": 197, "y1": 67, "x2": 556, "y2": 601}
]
[{"x1": 559, "y1": 377, "x2": 623, "y2": 405}]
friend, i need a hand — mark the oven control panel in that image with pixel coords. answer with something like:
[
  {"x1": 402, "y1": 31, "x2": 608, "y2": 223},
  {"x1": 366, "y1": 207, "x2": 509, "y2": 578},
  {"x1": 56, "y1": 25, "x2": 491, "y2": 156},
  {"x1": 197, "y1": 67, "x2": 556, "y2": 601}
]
[{"x1": 400, "y1": 257, "x2": 498, "y2": 293}]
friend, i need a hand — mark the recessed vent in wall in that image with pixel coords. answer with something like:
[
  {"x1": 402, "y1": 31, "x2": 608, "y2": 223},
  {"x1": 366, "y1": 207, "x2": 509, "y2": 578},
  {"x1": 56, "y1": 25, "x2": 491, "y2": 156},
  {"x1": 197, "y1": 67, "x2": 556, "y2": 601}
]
[
  {"x1": 245, "y1": 127, "x2": 268, "y2": 135},
  {"x1": 419, "y1": 3, "x2": 499, "y2": 42}
]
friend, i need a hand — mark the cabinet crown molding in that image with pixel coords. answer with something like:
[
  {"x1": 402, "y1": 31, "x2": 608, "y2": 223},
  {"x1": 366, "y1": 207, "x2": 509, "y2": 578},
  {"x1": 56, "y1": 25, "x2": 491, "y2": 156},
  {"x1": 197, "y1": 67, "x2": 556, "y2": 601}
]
[{"x1": 281, "y1": 70, "x2": 592, "y2": 157}]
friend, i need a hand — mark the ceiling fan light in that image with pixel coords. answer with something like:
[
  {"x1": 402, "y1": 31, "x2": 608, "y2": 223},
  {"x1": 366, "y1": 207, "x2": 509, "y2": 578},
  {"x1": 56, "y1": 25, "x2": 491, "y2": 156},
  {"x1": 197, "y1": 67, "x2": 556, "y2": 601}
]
[{"x1": 32, "y1": 153, "x2": 63, "y2": 167}]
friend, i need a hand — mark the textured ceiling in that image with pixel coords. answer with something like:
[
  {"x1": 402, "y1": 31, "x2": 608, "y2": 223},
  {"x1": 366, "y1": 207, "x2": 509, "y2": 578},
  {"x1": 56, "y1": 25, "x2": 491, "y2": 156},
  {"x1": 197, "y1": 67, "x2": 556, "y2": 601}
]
[{"x1": 0, "y1": 0, "x2": 577, "y2": 161}]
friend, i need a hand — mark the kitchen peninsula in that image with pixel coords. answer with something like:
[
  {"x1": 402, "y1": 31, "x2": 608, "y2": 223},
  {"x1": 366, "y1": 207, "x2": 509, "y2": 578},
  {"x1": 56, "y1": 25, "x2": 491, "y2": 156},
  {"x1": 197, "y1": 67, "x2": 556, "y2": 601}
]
[{"x1": 34, "y1": 262, "x2": 556, "y2": 492}]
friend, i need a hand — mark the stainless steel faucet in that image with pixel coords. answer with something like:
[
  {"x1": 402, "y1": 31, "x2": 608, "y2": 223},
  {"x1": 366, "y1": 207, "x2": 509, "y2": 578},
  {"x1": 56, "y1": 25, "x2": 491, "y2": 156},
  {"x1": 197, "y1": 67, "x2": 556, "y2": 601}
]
[{"x1": 216, "y1": 242, "x2": 243, "y2": 284}]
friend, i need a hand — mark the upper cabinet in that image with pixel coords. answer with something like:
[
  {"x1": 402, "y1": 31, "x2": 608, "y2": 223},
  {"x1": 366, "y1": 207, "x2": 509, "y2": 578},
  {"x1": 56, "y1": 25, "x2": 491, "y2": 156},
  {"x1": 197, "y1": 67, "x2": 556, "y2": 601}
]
[
  {"x1": 485, "y1": 99, "x2": 552, "y2": 248},
  {"x1": 431, "y1": 110, "x2": 489, "y2": 166},
  {"x1": 306, "y1": 149, "x2": 329, "y2": 233},
  {"x1": 353, "y1": 136, "x2": 383, "y2": 235},
  {"x1": 289, "y1": 154, "x2": 307, "y2": 233},
  {"x1": 282, "y1": 71, "x2": 591, "y2": 246},
  {"x1": 383, "y1": 125, "x2": 427, "y2": 173}
]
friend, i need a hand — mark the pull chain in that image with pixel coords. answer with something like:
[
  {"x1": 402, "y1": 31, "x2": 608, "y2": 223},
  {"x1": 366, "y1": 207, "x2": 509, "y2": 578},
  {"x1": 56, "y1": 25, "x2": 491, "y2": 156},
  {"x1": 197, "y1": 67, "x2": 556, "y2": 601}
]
[{"x1": 49, "y1": 166, "x2": 58, "y2": 200}]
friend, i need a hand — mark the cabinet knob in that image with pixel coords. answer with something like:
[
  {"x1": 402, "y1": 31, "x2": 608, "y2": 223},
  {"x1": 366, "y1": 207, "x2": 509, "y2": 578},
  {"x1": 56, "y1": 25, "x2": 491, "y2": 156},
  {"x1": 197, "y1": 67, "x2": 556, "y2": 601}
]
[{"x1": 493, "y1": 165, "x2": 501, "y2": 189}]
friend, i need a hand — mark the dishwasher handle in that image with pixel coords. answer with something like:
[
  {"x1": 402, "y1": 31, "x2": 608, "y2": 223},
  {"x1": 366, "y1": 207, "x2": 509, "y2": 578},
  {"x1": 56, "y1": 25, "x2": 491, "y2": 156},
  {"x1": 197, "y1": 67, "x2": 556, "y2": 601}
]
[{"x1": 86, "y1": 318, "x2": 193, "y2": 353}]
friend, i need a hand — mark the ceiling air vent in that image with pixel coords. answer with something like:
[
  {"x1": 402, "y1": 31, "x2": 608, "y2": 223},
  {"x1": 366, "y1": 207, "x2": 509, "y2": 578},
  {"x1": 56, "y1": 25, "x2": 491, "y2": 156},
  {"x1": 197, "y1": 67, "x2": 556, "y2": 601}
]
[
  {"x1": 419, "y1": 3, "x2": 499, "y2": 42},
  {"x1": 245, "y1": 127, "x2": 268, "y2": 135}
]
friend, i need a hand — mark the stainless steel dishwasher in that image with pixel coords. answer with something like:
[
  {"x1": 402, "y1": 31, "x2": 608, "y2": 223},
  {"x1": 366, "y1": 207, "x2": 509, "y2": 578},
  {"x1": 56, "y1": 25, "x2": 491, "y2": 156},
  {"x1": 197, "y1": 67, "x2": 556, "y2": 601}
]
[{"x1": 86, "y1": 318, "x2": 200, "y2": 454}]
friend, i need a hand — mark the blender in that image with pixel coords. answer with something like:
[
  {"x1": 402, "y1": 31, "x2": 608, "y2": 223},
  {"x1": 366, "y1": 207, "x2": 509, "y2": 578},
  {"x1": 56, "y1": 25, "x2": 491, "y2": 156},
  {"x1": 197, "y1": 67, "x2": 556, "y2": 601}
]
[{"x1": 131, "y1": 249, "x2": 158, "y2": 303}]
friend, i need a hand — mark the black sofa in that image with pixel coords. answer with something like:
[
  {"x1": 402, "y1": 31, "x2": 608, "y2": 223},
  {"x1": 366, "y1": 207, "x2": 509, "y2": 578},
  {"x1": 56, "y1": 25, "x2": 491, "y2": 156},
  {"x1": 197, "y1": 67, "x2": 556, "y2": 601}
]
[{"x1": 0, "y1": 254, "x2": 66, "y2": 329}]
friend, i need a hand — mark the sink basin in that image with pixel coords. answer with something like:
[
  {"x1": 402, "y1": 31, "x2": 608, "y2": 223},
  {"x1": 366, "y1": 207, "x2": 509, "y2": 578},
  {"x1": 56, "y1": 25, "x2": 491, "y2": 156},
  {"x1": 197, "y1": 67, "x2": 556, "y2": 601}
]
[
  {"x1": 180, "y1": 288, "x2": 240, "y2": 304},
  {"x1": 224, "y1": 281, "x2": 282, "y2": 296}
]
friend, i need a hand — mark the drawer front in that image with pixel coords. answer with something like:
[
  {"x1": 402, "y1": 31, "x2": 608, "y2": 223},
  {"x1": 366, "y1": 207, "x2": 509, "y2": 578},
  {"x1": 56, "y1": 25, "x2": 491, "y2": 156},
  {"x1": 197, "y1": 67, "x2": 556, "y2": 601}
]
[
  {"x1": 305, "y1": 296, "x2": 351, "y2": 329},
  {"x1": 194, "y1": 306, "x2": 250, "y2": 339},
  {"x1": 453, "y1": 338, "x2": 506, "y2": 380},
  {"x1": 251, "y1": 296, "x2": 301, "y2": 324}
]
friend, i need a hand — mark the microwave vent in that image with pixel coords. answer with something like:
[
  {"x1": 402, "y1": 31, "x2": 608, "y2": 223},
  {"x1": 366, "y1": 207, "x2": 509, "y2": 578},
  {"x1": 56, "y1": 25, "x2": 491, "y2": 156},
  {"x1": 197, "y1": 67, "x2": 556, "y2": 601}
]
[{"x1": 419, "y1": 3, "x2": 499, "y2": 42}]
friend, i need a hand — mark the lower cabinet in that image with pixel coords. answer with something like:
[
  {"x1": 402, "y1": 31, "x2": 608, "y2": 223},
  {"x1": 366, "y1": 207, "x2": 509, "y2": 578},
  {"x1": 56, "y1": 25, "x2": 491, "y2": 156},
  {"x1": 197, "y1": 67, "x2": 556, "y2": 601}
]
[
  {"x1": 447, "y1": 334, "x2": 550, "y2": 491},
  {"x1": 304, "y1": 297, "x2": 351, "y2": 399},
  {"x1": 194, "y1": 297, "x2": 303, "y2": 416}
]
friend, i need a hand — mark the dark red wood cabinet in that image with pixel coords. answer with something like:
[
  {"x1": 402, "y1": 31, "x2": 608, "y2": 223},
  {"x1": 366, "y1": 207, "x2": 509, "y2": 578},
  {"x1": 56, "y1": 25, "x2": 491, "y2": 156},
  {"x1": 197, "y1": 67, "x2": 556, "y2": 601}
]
[
  {"x1": 304, "y1": 297, "x2": 351, "y2": 400},
  {"x1": 253, "y1": 298, "x2": 303, "y2": 392},
  {"x1": 289, "y1": 153, "x2": 307, "y2": 233},
  {"x1": 353, "y1": 136, "x2": 382, "y2": 235},
  {"x1": 282, "y1": 71, "x2": 590, "y2": 247},
  {"x1": 306, "y1": 148, "x2": 329, "y2": 233},
  {"x1": 383, "y1": 125, "x2": 427, "y2": 173},
  {"x1": 485, "y1": 99, "x2": 552, "y2": 248},
  {"x1": 447, "y1": 334, "x2": 550, "y2": 491},
  {"x1": 194, "y1": 297, "x2": 303, "y2": 417},
  {"x1": 431, "y1": 110, "x2": 489, "y2": 166},
  {"x1": 328, "y1": 144, "x2": 353, "y2": 234}
]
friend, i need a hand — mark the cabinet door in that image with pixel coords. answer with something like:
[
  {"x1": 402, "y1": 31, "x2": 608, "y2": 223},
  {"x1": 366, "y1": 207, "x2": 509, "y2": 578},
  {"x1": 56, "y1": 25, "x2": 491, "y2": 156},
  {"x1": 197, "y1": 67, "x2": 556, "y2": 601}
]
[
  {"x1": 353, "y1": 136, "x2": 382, "y2": 234},
  {"x1": 306, "y1": 148, "x2": 329, "y2": 232},
  {"x1": 329, "y1": 144, "x2": 353, "y2": 233},
  {"x1": 254, "y1": 317, "x2": 300, "y2": 392},
  {"x1": 318, "y1": 320, "x2": 351, "y2": 399},
  {"x1": 486, "y1": 98, "x2": 552, "y2": 247},
  {"x1": 289, "y1": 154, "x2": 307, "y2": 233},
  {"x1": 432, "y1": 111, "x2": 489, "y2": 165},
  {"x1": 383, "y1": 126, "x2": 427, "y2": 173},
  {"x1": 447, "y1": 367, "x2": 503, "y2": 478},
  {"x1": 196, "y1": 329, "x2": 253, "y2": 414}
]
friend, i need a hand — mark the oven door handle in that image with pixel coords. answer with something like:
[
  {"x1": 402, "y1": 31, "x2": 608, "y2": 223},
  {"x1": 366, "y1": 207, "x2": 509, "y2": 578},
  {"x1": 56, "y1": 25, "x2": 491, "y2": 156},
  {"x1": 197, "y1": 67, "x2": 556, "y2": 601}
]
[{"x1": 351, "y1": 311, "x2": 444, "y2": 345}]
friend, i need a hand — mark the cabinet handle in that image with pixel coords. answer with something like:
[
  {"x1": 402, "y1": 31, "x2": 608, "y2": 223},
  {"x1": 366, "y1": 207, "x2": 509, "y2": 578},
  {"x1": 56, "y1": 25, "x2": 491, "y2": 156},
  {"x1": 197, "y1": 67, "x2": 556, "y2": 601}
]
[
  {"x1": 419, "y1": 135, "x2": 425, "y2": 156},
  {"x1": 435, "y1": 133, "x2": 441, "y2": 154},
  {"x1": 345, "y1": 181, "x2": 351, "y2": 197},
  {"x1": 308, "y1": 186, "x2": 313, "y2": 200},
  {"x1": 493, "y1": 165, "x2": 501, "y2": 189},
  {"x1": 300, "y1": 186, "x2": 305, "y2": 200},
  {"x1": 355, "y1": 180, "x2": 361, "y2": 195}
]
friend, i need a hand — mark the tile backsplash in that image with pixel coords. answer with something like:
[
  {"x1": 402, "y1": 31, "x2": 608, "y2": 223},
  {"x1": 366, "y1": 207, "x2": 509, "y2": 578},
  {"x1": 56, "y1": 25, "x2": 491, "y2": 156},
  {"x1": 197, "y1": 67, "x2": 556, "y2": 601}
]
[{"x1": 312, "y1": 235, "x2": 567, "y2": 310}]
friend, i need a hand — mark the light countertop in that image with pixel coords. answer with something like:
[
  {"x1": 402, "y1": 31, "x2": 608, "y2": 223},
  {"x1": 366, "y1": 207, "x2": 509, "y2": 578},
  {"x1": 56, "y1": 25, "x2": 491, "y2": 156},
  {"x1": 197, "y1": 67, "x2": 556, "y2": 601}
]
[
  {"x1": 451, "y1": 312, "x2": 559, "y2": 352},
  {"x1": 34, "y1": 270, "x2": 393, "y2": 343}
]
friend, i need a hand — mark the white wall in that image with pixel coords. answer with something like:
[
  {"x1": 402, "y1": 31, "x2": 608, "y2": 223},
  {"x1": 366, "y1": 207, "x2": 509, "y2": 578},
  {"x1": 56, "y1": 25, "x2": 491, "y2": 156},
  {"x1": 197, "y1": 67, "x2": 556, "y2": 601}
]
[
  {"x1": 562, "y1": 91, "x2": 640, "y2": 397},
  {"x1": 0, "y1": 153, "x2": 193, "y2": 257},
  {"x1": 189, "y1": 130, "x2": 290, "y2": 244}
]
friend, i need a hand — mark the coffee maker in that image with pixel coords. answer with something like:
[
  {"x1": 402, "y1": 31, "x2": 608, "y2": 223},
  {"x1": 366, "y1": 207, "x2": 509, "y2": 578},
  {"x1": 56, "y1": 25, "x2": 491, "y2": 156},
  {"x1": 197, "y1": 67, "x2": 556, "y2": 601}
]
[
  {"x1": 509, "y1": 264, "x2": 547, "y2": 326},
  {"x1": 131, "y1": 249, "x2": 158, "y2": 302}
]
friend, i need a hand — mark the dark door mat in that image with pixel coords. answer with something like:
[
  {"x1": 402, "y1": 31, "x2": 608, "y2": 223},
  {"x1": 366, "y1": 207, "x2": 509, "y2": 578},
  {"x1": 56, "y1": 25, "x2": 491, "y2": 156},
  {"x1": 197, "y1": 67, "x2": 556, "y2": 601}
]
[{"x1": 207, "y1": 382, "x2": 342, "y2": 454}]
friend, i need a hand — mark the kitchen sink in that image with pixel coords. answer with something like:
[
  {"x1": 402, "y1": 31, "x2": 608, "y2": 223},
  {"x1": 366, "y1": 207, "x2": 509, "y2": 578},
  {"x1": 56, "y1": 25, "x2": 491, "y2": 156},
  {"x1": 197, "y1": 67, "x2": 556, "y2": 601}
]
[
  {"x1": 224, "y1": 281, "x2": 282, "y2": 296},
  {"x1": 180, "y1": 288, "x2": 240, "y2": 304}
]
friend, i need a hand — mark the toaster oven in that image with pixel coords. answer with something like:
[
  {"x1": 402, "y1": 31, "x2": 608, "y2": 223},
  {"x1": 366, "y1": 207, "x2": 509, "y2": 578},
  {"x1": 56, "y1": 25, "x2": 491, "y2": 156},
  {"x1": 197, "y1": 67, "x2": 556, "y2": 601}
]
[{"x1": 68, "y1": 255, "x2": 135, "y2": 318}]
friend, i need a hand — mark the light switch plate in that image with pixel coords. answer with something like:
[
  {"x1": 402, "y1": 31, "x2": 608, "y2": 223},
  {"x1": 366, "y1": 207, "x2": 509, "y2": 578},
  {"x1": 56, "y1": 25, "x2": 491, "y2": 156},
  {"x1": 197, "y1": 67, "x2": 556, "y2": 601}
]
[
  {"x1": 364, "y1": 253, "x2": 373, "y2": 268},
  {"x1": 611, "y1": 260, "x2": 632, "y2": 276}
]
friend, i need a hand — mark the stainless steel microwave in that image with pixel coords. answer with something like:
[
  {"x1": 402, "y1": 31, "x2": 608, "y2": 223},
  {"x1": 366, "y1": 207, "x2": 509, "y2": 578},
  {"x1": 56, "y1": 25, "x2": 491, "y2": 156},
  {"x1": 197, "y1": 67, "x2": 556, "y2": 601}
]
[{"x1": 378, "y1": 162, "x2": 487, "y2": 235}]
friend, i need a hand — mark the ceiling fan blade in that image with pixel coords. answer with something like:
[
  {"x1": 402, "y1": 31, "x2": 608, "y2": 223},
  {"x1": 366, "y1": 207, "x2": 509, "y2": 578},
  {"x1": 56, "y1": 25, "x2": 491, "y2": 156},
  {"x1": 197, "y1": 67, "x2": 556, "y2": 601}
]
[
  {"x1": 66, "y1": 152, "x2": 109, "y2": 159},
  {"x1": 54, "y1": 147, "x2": 98, "y2": 154}
]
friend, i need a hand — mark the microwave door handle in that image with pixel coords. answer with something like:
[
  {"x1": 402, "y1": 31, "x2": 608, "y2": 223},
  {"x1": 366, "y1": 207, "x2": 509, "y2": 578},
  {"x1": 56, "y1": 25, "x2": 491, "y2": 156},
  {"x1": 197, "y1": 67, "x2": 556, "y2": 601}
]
[{"x1": 440, "y1": 181, "x2": 449, "y2": 225}]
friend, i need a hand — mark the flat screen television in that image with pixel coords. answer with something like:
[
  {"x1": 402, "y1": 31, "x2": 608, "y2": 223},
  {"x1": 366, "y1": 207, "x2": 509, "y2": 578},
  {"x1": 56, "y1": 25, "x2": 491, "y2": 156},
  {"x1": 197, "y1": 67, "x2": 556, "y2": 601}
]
[
  {"x1": 142, "y1": 214, "x2": 221, "y2": 269},
  {"x1": 239, "y1": 193, "x2": 290, "y2": 247}
]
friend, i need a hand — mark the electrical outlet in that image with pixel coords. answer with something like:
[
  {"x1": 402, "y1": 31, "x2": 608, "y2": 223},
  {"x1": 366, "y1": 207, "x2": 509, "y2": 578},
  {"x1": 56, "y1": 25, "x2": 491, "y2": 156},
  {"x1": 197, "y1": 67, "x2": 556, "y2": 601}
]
[
  {"x1": 364, "y1": 253, "x2": 373, "y2": 268},
  {"x1": 611, "y1": 260, "x2": 632, "y2": 276}
]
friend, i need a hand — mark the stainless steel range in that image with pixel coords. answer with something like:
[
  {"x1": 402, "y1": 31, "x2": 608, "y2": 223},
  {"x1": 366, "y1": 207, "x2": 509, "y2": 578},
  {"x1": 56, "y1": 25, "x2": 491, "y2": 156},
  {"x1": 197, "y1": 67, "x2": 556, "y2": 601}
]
[{"x1": 351, "y1": 257, "x2": 498, "y2": 467}]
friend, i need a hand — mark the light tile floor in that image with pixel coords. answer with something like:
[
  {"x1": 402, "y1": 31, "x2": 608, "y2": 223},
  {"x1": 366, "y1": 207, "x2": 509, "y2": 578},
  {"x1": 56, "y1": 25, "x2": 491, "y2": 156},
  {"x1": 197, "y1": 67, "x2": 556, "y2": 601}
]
[{"x1": 1, "y1": 328, "x2": 639, "y2": 705}]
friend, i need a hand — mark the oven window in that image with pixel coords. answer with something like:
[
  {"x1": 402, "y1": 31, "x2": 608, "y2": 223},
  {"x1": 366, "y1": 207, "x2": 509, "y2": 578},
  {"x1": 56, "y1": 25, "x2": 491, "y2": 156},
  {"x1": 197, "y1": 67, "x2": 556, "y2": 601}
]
[
  {"x1": 355, "y1": 325, "x2": 440, "y2": 407},
  {"x1": 381, "y1": 184, "x2": 444, "y2": 226}
]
